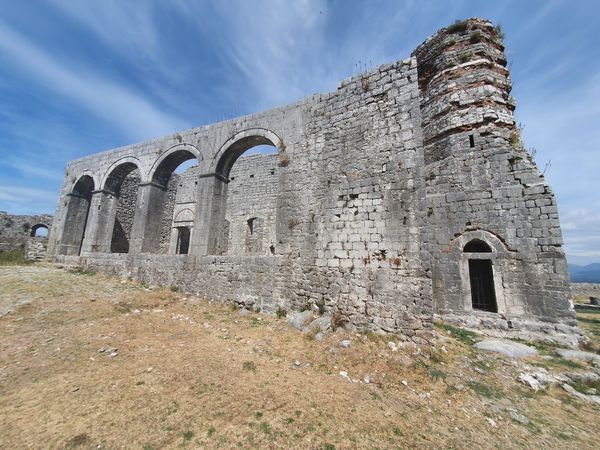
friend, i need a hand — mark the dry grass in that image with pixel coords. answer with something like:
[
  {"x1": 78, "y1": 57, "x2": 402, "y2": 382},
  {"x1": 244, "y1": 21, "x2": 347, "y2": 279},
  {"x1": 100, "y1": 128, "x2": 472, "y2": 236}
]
[{"x1": 1, "y1": 265, "x2": 600, "y2": 449}]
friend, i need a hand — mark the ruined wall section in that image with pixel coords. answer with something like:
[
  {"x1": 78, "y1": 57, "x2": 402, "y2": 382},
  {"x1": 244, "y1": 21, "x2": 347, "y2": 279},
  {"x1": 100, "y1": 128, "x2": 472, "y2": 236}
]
[
  {"x1": 225, "y1": 154, "x2": 279, "y2": 255},
  {"x1": 0, "y1": 212, "x2": 53, "y2": 257},
  {"x1": 110, "y1": 170, "x2": 140, "y2": 253},
  {"x1": 414, "y1": 19, "x2": 573, "y2": 326},
  {"x1": 280, "y1": 59, "x2": 431, "y2": 338}
]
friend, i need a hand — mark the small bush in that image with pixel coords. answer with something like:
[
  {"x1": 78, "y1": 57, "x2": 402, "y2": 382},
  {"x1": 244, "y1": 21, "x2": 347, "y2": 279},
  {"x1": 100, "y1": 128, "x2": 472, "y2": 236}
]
[
  {"x1": 182, "y1": 430, "x2": 194, "y2": 441},
  {"x1": 207, "y1": 426, "x2": 215, "y2": 437},
  {"x1": 493, "y1": 23, "x2": 505, "y2": 41},
  {"x1": 458, "y1": 52, "x2": 471, "y2": 64},
  {"x1": 470, "y1": 30, "x2": 483, "y2": 43},
  {"x1": 447, "y1": 19, "x2": 468, "y2": 34},
  {"x1": 331, "y1": 311, "x2": 349, "y2": 330},
  {"x1": 278, "y1": 153, "x2": 290, "y2": 167},
  {"x1": 276, "y1": 307, "x2": 287, "y2": 318},
  {"x1": 169, "y1": 285, "x2": 179, "y2": 292}
]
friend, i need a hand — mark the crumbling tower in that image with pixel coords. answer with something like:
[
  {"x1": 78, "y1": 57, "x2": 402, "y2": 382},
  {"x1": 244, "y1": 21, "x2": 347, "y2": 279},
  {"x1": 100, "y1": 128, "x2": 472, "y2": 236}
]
[{"x1": 413, "y1": 19, "x2": 575, "y2": 330}]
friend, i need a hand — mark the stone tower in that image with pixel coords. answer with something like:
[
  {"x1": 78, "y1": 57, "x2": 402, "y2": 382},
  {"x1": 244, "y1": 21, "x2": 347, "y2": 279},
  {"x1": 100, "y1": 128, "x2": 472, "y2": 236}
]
[{"x1": 413, "y1": 19, "x2": 574, "y2": 329}]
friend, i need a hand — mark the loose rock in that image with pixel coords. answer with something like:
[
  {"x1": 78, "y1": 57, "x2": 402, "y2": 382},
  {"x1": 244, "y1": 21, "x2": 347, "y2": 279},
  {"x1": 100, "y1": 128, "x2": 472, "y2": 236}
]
[{"x1": 474, "y1": 339, "x2": 538, "y2": 359}]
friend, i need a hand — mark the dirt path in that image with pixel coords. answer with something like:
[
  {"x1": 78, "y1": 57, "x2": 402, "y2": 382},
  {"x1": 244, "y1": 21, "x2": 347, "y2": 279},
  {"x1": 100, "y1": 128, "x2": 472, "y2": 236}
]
[{"x1": 0, "y1": 264, "x2": 599, "y2": 449}]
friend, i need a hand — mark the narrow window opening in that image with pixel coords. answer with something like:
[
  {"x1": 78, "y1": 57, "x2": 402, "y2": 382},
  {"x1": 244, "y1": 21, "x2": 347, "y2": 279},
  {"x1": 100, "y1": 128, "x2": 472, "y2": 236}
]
[
  {"x1": 176, "y1": 227, "x2": 190, "y2": 254},
  {"x1": 269, "y1": 245, "x2": 275, "y2": 255},
  {"x1": 469, "y1": 134, "x2": 475, "y2": 148},
  {"x1": 270, "y1": 170, "x2": 275, "y2": 175},
  {"x1": 249, "y1": 174, "x2": 254, "y2": 178},
  {"x1": 247, "y1": 218, "x2": 255, "y2": 235}
]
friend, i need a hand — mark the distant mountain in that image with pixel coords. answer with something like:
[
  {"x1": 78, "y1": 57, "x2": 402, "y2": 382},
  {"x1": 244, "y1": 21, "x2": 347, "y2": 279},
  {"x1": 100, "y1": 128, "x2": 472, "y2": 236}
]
[{"x1": 569, "y1": 263, "x2": 600, "y2": 283}]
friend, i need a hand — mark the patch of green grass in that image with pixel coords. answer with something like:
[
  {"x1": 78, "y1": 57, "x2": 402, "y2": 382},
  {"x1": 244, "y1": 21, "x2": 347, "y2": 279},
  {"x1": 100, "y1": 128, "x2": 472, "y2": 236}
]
[
  {"x1": 142, "y1": 444, "x2": 155, "y2": 450},
  {"x1": 434, "y1": 322, "x2": 478, "y2": 345},
  {"x1": 243, "y1": 361, "x2": 256, "y2": 373},
  {"x1": 370, "y1": 390, "x2": 382, "y2": 401},
  {"x1": 428, "y1": 368, "x2": 447, "y2": 381},
  {"x1": 285, "y1": 417, "x2": 295, "y2": 424},
  {"x1": 532, "y1": 357, "x2": 585, "y2": 371},
  {"x1": 164, "y1": 400, "x2": 179, "y2": 416},
  {"x1": 568, "y1": 378, "x2": 600, "y2": 395},
  {"x1": 69, "y1": 266, "x2": 96, "y2": 276},
  {"x1": 169, "y1": 285, "x2": 179, "y2": 292},
  {"x1": 323, "y1": 444, "x2": 336, "y2": 450},
  {"x1": 467, "y1": 381, "x2": 503, "y2": 399},
  {"x1": 276, "y1": 307, "x2": 287, "y2": 318},
  {"x1": 393, "y1": 426, "x2": 404, "y2": 436},
  {"x1": 0, "y1": 249, "x2": 32, "y2": 265},
  {"x1": 295, "y1": 410, "x2": 302, "y2": 418},
  {"x1": 207, "y1": 426, "x2": 216, "y2": 437},
  {"x1": 254, "y1": 411, "x2": 263, "y2": 419},
  {"x1": 182, "y1": 430, "x2": 194, "y2": 441},
  {"x1": 260, "y1": 422, "x2": 272, "y2": 436}
]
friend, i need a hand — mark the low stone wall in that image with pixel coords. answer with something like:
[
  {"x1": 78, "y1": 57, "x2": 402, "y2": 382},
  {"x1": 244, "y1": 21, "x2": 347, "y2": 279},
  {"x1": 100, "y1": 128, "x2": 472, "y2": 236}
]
[
  {"x1": 54, "y1": 253, "x2": 434, "y2": 343},
  {"x1": 572, "y1": 283, "x2": 600, "y2": 299}
]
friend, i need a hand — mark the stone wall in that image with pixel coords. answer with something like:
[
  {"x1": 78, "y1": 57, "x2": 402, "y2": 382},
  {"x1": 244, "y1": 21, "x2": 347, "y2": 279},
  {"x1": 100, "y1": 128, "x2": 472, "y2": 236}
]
[
  {"x1": 225, "y1": 154, "x2": 279, "y2": 255},
  {"x1": 47, "y1": 18, "x2": 576, "y2": 341},
  {"x1": 0, "y1": 211, "x2": 53, "y2": 258},
  {"x1": 110, "y1": 170, "x2": 140, "y2": 253}
]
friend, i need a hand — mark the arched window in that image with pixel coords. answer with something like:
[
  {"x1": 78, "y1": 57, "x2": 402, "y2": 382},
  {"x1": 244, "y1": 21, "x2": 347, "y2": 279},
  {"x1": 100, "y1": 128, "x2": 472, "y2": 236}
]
[
  {"x1": 214, "y1": 131, "x2": 280, "y2": 256},
  {"x1": 30, "y1": 224, "x2": 49, "y2": 237},
  {"x1": 464, "y1": 239, "x2": 497, "y2": 312},
  {"x1": 464, "y1": 239, "x2": 492, "y2": 253}
]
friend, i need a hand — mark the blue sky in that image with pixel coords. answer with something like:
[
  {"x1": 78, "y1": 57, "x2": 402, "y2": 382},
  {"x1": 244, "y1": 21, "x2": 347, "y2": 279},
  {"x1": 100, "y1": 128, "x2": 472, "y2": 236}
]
[{"x1": 0, "y1": 0, "x2": 598, "y2": 265}]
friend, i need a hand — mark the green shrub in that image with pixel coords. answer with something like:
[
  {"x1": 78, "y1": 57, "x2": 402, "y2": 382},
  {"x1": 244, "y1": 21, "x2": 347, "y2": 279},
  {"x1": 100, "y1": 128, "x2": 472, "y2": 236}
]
[
  {"x1": 0, "y1": 249, "x2": 31, "y2": 266},
  {"x1": 447, "y1": 19, "x2": 468, "y2": 34}
]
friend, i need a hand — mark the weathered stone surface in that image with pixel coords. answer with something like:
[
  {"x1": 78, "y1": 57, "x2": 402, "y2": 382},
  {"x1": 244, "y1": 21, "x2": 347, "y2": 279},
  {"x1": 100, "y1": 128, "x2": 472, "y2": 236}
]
[
  {"x1": 46, "y1": 18, "x2": 576, "y2": 341},
  {"x1": 0, "y1": 212, "x2": 53, "y2": 259},
  {"x1": 288, "y1": 311, "x2": 313, "y2": 330},
  {"x1": 556, "y1": 349, "x2": 600, "y2": 366},
  {"x1": 475, "y1": 339, "x2": 538, "y2": 359}
]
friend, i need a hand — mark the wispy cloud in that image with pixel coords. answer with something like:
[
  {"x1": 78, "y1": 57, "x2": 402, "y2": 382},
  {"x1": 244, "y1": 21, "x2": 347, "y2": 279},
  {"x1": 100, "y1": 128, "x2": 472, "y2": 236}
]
[
  {"x1": 0, "y1": 19, "x2": 188, "y2": 142},
  {"x1": 0, "y1": 185, "x2": 58, "y2": 214}
]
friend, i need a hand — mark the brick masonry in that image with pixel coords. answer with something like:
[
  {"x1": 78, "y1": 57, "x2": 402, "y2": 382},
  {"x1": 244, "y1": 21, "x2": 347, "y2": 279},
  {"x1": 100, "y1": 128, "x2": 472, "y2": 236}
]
[{"x1": 48, "y1": 18, "x2": 578, "y2": 342}]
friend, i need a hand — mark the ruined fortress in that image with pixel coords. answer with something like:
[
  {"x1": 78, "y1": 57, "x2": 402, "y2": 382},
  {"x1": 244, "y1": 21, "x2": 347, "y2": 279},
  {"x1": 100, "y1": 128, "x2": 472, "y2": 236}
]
[{"x1": 48, "y1": 19, "x2": 578, "y2": 342}]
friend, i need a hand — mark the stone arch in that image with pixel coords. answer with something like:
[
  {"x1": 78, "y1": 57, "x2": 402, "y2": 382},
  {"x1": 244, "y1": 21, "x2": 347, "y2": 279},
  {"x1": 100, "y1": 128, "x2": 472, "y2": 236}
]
[
  {"x1": 149, "y1": 144, "x2": 202, "y2": 187},
  {"x1": 174, "y1": 208, "x2": 194, "y2": 224},
  {"x1": 59, "y1": 174, "x2": 95, "y2": 255},
  {"x1": 137, "y1": 144, "x2": 202, "y2": 254},
  {"x1": 100, "y1": 157, "x2": 143, "y2": 192},
  {"x1": 101, "y1": 160, "x2": 142, "y2": 253},
  {"x1": 212, "y1": 128, "x2": 283, "y2": 178},
  {"x1": 200, "y1": 129, "x2": 282, "y2": 256},
  {"x1": 30, "y1": 223, "x2": 49, "y2": 237}
]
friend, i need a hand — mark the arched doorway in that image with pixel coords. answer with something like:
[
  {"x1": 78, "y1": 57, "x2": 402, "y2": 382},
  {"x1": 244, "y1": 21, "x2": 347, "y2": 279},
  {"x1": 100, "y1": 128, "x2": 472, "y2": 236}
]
[
  {"x1": 464, "y1": 239, "x2": 497, "y2": 312},
  {"x1": 176, "y1": 227, "x2": 191, "y2": 254},
  {"x1": 60, "y1": 175, "x2": 94, "y2": 255}
]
